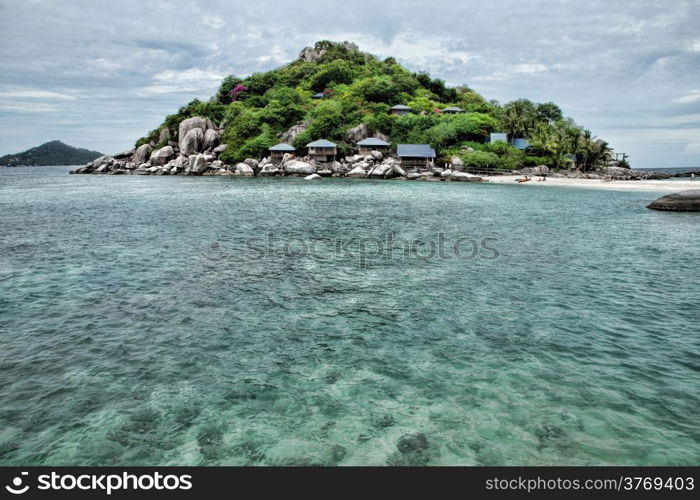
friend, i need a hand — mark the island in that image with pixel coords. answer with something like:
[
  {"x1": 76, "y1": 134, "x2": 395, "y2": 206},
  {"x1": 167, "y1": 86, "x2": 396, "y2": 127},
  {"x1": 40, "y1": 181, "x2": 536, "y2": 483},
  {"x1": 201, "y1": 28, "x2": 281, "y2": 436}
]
[
  {"x1": 1, "y1": 140, "x2": 103, "y2": 167},
  {"x1": 73, "y1": 41, "x2": 669, "y2": 183}
]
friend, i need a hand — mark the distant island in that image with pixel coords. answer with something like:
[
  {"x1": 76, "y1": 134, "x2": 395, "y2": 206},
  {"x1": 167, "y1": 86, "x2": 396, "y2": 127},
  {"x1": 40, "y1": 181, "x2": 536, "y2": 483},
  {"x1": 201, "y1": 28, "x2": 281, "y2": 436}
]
[
  {"x1": 75, "y1": 40, "x2": 664, "y2": 180},
  {"x1": 1, "y1": 140, "x2": 103, "y2": 167}
]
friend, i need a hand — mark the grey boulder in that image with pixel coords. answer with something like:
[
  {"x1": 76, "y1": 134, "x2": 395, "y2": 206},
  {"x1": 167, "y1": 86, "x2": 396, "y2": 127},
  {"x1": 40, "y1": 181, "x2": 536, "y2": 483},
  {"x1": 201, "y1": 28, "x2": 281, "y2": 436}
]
[{"x1": 647, "y1": 189, "x2": 700, "y2": 211}]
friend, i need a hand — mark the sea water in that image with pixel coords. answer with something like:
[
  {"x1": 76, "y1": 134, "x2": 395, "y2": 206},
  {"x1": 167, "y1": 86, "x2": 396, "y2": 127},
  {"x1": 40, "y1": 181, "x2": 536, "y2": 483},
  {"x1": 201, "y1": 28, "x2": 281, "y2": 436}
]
[{"x1": 0, "y1": 166, "x2": 698, "y2": 465}]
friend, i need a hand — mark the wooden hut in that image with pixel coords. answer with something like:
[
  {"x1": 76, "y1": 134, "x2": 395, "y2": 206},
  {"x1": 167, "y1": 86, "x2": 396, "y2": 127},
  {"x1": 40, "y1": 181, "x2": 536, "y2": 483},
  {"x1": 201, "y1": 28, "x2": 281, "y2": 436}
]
[
  {"x1": 443, "y1": 106, "x2": 464, "y2": 114},
  {"x1": 357, "y1": 137, "x2": 390, "y2": 155},
  {"x1": 306, "y1": 139, "x2": 337, "y2": 162},
  {"x1": 390, "y1": 104, "x2": 411, "y2": 116},
  {"x1": 397, "y1": 144, "x2": 435, "y2": 169},
  {"x1": 269, "y1": 143, "x2": 296, "y2": 163}
]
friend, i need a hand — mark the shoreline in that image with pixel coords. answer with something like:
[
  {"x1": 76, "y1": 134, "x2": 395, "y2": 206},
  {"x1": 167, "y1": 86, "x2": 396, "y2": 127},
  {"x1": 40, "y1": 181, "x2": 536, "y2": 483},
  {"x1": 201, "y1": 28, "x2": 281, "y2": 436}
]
[{"x1": 482, "y1": 175, "x2": 699, "y2": 192}]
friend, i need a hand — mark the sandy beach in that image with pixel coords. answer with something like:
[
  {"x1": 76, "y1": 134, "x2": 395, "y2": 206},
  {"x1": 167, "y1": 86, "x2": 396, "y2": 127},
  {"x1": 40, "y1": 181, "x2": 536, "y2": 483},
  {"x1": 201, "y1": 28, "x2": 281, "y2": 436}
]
[{"x1": 483, "y1": 175, "x2": 698, "y2": 193}]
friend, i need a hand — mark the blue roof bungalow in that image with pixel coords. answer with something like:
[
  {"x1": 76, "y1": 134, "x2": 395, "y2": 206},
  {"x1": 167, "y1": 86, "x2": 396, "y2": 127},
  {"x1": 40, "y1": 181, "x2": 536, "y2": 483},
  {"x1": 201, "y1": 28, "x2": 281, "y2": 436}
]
[
  {"x1": 269, "y1": 143, "x2": 296, "y2": 163},
  {"x1": 390, "y1": 104, "x2": 411, "y2": 116},
  {"x1": 306, "y1": 139, "x2": 337, "y2": 162},
  {"x1": 356, "y1": 137, "x2": 390, "y2": 155},
  {"x1": 397, "y1": 144, "x2": 436, "y2": 169},
  {"x1": 443, "y1": 106, "x2": 464, "y2": 114}
]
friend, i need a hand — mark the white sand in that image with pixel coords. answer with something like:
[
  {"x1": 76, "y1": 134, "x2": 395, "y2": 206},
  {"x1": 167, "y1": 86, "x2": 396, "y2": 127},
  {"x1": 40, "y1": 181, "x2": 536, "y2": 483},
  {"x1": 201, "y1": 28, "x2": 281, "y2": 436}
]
[{"x1": 482, "y1": 175, "x2": 698, "y2": 193}]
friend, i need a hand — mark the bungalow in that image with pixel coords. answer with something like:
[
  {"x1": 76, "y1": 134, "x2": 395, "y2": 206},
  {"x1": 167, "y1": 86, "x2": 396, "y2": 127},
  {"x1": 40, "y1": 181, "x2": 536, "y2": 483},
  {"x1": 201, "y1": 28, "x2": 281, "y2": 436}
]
[
  {"x1": 397, "y1": 144, "x2": 436, "y2": 169},
  {"x1": 306, "y1": 139, "x2": 337, "y2": 162},
  {"x1": 390, "y1": 104, "x2": 411, "y2": 116},
  {"x1": 269, "y1": 143, "x2": 296, "y2": 163},
  {"x1": 443, "y1": 106, "x2": 464, "y2": 114},
  {"x1": 357, "y1": 137, "x2": 390, "y2": 155}
]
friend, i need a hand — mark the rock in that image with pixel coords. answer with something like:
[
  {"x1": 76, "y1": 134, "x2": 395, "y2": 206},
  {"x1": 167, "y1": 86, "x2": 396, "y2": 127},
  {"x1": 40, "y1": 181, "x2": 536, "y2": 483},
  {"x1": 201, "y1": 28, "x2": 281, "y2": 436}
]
[
  {"x1": 149, "y1": 145, "x2": 175, "y2": 166},
  {"x1": 450, "y1": 171, "x2": 483, "y2": 182},
  {"x1": 133, "y1": 144, "x2": 152, "y2": 164},
  {"x1": 259, "y1": 164, "x2": 280, "y2": 176},
  {"x1": 392, "y1": 164, "x2": 406, "y2": 178},
  {"x1": 647, "y1": 189, "x2": 700, "y2": 211},
  {"x1": 203, "y1": 154, "x2": 216, "y2": 163},
  {"x1": 532, "y1": 165, "x2": 549, "y2": 175},
  {"x1": 346, "y1": 123, "x2": 370, "y2": 143},
  {"x1": 234, "y1": 163, "x2": 255, "y2": 176},
  {"x1": 158, "y1": 128, "x2": 170, "y2": 144},
  {"x1": 441, "y1": 169, "x2": 453, "y2": 178},
  {"x1": 284, "y1": 160, "x2": 315, "y2": 175},
  {"x1": 174, "y1": 155, "x2": 189, "y2": 169},
  {"x1": 202, "y1": 129, "x2": 220, "y2": 151},
  {"x1": 347, "y1": 165, "x2": 367, "y2": 178},
  {"x1": 317, "y1": 169, "x2": 333, "y2": 177},
  {"x1": 113, "y1": 149, "x2": 134, "y2": 160},
  {"x1": 299, "y1": 46, "x2": 321, "y2": 62},
  {"x1": 212, "y1": 143, "x2": 227, "y2": 155},
  {"x1": 147, "y1": 166, "x2": 159, "y2": 174},
  {"x1": 96, "y1": 164, "x2": 109, "y2": 173},
  {"x1": 280, "y1": 121, "x2": 309, "y2": 144},
  {"x1": 397, "y1": 433, "x2": 428, "y2": 454},
  {"x1": 243, "y1": 158, "x2": 259, "y2": 170},
  {"x1": 370, "y1": 150, "x2": 383, "y2": 161},
  {"x1": 211, "y1": 160, "x2": 223, "y2": 169},
  {"x1": 304, "y1": 173, "x2": 322, "y2": 180},
  {"x1": 178, "y1": 117, "x2": 209, "y2": 142},
  {"x1": 407, "y1": 173, "x2": 421, "y2": 180},
  {"x1": 180, "y1": 128, "x2": 204, "y2": 155},
  {"x1": 281, "y1": 152, "x2": 293, "y2": 164},
  {"x1": 450, "y1": 156, "x2": 464, "y2": 171},
  {"x1": 192, "y1": 154, "x2": 208, "y2": 174},
  {"x1": 369, "y1": 163, "x2": 393, "y2": 179}
]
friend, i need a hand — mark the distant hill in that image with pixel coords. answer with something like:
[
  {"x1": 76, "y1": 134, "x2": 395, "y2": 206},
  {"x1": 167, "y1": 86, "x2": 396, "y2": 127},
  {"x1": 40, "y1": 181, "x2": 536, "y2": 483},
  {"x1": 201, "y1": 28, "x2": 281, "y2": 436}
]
[{"x1": 0, "y1": 140, "x2": 103, "y2": 166}]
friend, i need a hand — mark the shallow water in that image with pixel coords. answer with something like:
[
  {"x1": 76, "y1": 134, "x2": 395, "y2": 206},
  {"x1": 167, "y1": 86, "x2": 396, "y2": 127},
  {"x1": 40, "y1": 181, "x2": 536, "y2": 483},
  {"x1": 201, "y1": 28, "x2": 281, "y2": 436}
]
[{"x1": 0, "y1": 166, "x2": 698, "y2": 465}]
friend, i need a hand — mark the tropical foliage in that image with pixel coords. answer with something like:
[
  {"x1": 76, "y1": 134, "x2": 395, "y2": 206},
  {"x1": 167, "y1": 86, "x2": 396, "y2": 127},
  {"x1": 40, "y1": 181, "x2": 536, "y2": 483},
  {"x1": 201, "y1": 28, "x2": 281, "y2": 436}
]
[{"x1": 135, "y1": 40, "x2": 617, "y2": 169}]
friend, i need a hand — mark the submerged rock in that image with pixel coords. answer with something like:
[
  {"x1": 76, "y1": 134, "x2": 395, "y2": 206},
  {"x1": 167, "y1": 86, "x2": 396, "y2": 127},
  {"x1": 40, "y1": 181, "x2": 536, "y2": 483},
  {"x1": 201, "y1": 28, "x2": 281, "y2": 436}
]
[
  {"x1": 304, "y1": 173, "x2": 321, "y2": 180},
  {"x1": 647, "y1": 189, "x2": 700, "y2": 211}
]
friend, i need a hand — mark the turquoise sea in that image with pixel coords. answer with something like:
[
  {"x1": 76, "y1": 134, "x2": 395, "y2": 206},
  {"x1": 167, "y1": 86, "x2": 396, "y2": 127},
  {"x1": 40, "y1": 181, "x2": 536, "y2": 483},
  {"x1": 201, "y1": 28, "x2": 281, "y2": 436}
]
[{"x1": 0, "y1": 166, "x2": 698, "y2": 466}]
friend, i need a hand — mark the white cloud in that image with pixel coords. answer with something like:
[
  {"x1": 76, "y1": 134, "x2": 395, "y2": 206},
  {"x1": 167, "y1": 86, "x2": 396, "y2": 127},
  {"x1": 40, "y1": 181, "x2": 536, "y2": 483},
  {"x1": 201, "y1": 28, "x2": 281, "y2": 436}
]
[
  {"x1": 673, "y1": 89, "x2": 700, "y2": 104},
  {"x1": 0, "y1": 89, "x2": 76, "y2": 100}
]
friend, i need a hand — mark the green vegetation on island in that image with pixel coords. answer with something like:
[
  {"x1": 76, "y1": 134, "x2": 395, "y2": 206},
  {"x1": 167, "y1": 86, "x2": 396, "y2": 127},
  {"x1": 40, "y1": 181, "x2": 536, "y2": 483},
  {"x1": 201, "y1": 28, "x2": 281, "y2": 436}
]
[
  {"x1": 0, "y1": 140, "x2": 103, "y2": 167},
  {"x1": 134, "y1": 40, "x2": 619, "y2": 171}
]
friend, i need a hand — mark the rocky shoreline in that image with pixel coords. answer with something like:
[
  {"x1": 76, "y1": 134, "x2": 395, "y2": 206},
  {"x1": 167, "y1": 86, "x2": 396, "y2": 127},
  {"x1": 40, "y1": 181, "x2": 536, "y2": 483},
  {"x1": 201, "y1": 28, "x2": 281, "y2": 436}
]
[
  {"x1": 71, "y1": 116, "x2": 483, "y2": 182},
  {"x1": 71, "y1": 115, "x2": 673, "y2": 183}
]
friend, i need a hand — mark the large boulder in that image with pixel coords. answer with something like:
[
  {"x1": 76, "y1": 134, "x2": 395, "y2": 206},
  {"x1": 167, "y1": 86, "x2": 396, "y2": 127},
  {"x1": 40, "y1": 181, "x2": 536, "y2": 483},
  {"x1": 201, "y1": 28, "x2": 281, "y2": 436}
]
[
  {"x1": 149, "y1": 145, "x2": 175, "y2": 166},
  {"x1": 450, "y1": 171, "x2": 483, "y2": 182},
  {"x1": 392, "y1": 164, "x2": 406, "y2": 178},
  {"x1": 299, "y1": 46, "x2": 321, "y2": 62},
  {"x1": 369, "y1": 163, "x2": 393, "y2": 179},
  {"x1": 234, "y1": 163, "x2": 255, "y2": 176},
  {"x1": 178, "y1": 117, "x2": 208, "y2": 142},
  {"x1": 133, "y1": 144, "x2": 153, "y2": 164},
  {"x1": 280, "y1": 121, "x2": 309, "y2": 144},
  {"x1": 647, "y1": 190, "x2": 700, "y2": 211},
  {"x1": 532, "y1": 165, "x2": 549, "y2": 175},
  {"x1": 158, "y1": 128, "x2": 171, "y2": 144},
  {"x1": 347, "y1": 165, "x2": 367, "y2": 178},
  {"x1": 259, "y1": 164, "x2": 280, "y2": 176},
  {"x1": 113, "y1": 149, "x2": 134, "y2": 160},
  {"x1": 192, "y1": 154, "x2": 208, "y2": 174},
  {"x1": 203, "y1": 129, "x2": 220, "y2": 151},
  {"x1": 212, "y1": 143, "x2": 227, "y2": 155},
  {"x1": 180, "y1": 128, "x2": 204, "y2": 155},
  {"x1": 284, "y1": 160, "x2": 315, "y2": 175}
]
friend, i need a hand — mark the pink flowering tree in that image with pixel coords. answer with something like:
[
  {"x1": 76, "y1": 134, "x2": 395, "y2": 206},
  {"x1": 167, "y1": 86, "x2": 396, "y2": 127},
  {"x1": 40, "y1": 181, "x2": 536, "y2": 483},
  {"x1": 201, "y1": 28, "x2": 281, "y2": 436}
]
[{"x1": 230, "y1": 84, "x2": 248, "y2": 101}]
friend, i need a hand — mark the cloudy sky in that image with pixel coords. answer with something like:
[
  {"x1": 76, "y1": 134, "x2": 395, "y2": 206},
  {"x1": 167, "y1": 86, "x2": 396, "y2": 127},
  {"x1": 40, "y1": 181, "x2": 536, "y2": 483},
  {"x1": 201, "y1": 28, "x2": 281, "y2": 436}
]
[{"x1": 1, "y1": 0, "x2": 699, "y2": 168}]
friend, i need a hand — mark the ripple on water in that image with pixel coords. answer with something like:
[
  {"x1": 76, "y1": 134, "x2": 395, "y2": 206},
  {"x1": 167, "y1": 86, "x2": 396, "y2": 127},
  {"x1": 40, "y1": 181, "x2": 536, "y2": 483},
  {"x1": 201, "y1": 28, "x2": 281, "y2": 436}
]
[{"x1": 0, "y1": 169, "x2": 698, "y2": 465}]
